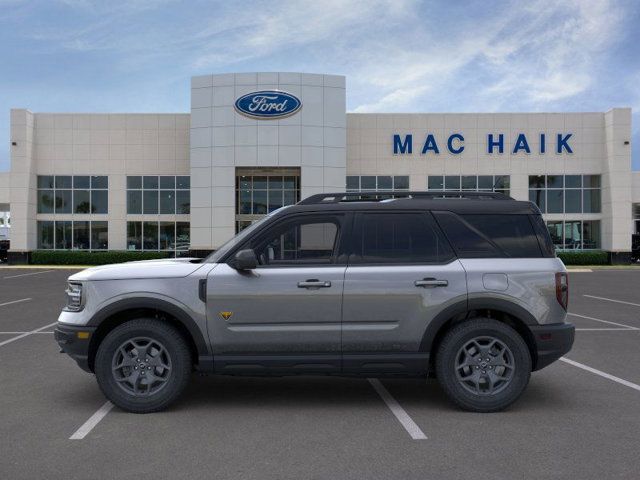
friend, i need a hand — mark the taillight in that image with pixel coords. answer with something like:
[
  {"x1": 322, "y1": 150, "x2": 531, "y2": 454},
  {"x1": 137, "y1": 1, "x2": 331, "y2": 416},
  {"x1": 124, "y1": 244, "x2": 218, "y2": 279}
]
[{"x1": 555, "y1": 272, "x2": 568, "y2": 310}]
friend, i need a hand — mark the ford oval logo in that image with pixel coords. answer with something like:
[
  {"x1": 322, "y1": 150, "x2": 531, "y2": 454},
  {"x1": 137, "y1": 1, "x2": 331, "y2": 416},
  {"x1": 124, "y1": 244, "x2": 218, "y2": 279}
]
[{"x1": 234, "y1": 90, "x2": 302, "y2": 119}]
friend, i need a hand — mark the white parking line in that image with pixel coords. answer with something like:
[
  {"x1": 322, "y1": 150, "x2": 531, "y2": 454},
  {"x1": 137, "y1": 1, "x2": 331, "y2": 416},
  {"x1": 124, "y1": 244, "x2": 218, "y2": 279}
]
[
  {"x1": 561, "y1": 357, "x2": 640, "y2": 393},
  {"x1": 0, "y1": 331, "x2": 53, "y2": 334},
  {"x1": 0, "y1": 298, "x2": 32, "y2": 308},
  {"x1": 368, "y1": 378, "x2": 427, "y2": 440},
  {"x1": 0, "y1": 322, "x2": 58, "y2": 347},
  {"x1": 3, "y1": 270, "x2": 54, "y2": 279},
  {"x1": 70, "y1": 401, "x2": 114, "y2": 440},
  {"x1": 583, "y1": 295, "x2": 640, "y2": 308},
  {"x1": 568, "y1": 312, "x2": 639, "y2": 330},
  {"x1": 575, "y1": 328, "x2": 639, "y2": 331}
]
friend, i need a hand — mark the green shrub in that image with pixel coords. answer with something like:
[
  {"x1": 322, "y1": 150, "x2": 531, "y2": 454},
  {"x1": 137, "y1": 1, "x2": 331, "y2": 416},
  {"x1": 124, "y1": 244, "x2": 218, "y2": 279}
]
[
  {"x1": 557, "y1": 250, "x2": 609, "y2": 266},
  {"x1": 31, "y1": 250, "x2": 174, "y2": 266}
]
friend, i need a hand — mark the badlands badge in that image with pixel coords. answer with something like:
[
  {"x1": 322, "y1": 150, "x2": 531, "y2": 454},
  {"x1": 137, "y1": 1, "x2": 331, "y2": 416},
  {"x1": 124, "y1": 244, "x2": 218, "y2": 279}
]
[{"x1": 219, "y1": 311, "x2": 233, "y2": 321}]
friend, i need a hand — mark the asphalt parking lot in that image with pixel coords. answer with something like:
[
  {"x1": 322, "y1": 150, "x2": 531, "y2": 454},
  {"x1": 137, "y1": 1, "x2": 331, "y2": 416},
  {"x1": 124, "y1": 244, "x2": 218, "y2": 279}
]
[{"x1": 1, "y1": 267, "x2": 640, "y2": 479}]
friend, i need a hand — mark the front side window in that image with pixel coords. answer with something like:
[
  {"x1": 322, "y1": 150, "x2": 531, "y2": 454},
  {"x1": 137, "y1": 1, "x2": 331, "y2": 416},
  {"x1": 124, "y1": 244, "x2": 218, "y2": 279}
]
[
  {"x1": 352, "y1": 212, "x2": 453, "y2": 264},
  {"x1": 249, "y1": 216, "x2": 340, "y2": 266}
]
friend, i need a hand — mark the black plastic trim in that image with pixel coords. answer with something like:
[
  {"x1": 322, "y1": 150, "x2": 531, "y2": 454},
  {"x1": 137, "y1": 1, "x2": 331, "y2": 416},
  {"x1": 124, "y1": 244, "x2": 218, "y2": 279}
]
[
  {"x1": 54, "y1": 324, "x2": 97, "y2": 373},
  {"x1": 467, "y1": 297, "x2": 539, "y2": 325},
  {"x1": 419, "y1": 299, "x2": 469, "y2": 352},
  {"x1": 529, "y1": 322, "x2": 575, "y2": 371}
]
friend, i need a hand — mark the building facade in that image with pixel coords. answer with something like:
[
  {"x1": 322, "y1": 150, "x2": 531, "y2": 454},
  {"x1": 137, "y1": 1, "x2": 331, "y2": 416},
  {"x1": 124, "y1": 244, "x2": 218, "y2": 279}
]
[{"x1": 0, "y1": 72, "x2": 637, "y2": 263}]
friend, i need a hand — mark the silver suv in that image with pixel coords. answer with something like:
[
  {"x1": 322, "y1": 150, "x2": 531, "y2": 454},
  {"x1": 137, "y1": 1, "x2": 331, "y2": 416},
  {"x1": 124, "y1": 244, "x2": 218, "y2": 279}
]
[{"x1": 55, "y1": 192, "x2": 574, "y2": 413}]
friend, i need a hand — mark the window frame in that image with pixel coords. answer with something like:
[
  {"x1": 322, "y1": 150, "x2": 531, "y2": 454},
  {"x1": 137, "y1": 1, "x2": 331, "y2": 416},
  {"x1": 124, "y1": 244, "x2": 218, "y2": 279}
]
[{"x1": 347, "y1": 210, "x2": 456, "y2": 266}]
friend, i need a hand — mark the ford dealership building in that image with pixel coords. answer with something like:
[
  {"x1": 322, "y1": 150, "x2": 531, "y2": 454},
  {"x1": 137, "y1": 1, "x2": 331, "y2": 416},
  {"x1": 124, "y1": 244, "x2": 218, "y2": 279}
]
[{"x1": 0, "y1": 72, "x2": 638, "y2": 263}]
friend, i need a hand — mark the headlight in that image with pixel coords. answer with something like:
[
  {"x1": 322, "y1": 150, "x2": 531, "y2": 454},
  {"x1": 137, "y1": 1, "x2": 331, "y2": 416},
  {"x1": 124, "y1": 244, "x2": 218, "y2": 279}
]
[{"x1": 64, "y1": 282, "x2": 84, "y2": 312}]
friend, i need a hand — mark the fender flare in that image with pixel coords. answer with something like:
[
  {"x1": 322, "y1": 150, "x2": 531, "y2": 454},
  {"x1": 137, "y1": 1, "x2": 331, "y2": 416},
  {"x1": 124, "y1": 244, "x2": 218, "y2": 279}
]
[{"x1": 87, "y1": 297, "x2": 211, "y2": 357}]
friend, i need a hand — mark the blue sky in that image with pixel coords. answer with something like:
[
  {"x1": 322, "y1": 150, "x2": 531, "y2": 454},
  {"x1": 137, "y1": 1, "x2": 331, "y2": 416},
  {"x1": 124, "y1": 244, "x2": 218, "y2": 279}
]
[{"x1": 1, "y1": 0, "x2": 639, "y2": 171}]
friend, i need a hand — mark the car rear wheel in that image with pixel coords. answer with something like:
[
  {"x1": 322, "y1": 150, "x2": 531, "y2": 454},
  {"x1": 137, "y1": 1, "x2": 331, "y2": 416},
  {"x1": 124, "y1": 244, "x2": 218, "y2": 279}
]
[
  {"x1": 95, "y1": 319, "x2": 192, "y2": 413},
  {"x1": 435, "y1": 318, "x2": 531, "y2": 412}
]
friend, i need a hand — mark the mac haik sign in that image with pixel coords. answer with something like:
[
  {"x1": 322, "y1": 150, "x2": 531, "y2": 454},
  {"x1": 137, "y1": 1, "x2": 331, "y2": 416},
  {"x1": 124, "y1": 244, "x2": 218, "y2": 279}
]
[{"x1": 393, "y1": 133, "x2": 573, "y2": 155}]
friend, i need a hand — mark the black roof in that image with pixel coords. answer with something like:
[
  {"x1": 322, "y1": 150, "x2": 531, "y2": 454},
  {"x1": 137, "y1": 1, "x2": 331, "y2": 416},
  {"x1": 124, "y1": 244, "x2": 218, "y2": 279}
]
[{"x1": 286, "y1": 191, "x2": 541, "y2": 215}]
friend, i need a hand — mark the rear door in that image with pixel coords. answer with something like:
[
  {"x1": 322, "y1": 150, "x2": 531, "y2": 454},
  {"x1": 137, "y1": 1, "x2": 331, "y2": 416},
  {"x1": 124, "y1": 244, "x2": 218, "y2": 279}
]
[{"x1": 341, "y1": 211, "x2": 467, "y2": 374}]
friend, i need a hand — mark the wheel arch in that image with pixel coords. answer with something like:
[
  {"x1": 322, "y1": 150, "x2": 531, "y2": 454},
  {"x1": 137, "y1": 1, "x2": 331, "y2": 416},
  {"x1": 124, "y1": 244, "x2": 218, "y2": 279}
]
[
  {"x1": 422, "y1": 298, "x2": 539, "y2": 371},
  {"x1": 86, "y1": 298, "x2": 211, "y2": 373}
]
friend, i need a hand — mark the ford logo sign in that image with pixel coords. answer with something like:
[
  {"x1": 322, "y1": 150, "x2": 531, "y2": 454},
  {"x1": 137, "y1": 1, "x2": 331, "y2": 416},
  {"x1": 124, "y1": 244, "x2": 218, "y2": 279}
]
[{"x1": 234, "y1": 90, "x2": 302, "y2": 119}]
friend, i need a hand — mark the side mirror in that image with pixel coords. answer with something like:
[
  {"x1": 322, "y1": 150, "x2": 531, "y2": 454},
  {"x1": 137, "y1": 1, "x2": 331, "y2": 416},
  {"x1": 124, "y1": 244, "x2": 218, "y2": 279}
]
[{"x1": 233, "y1": 249, "x2": 258, "y2": 270}]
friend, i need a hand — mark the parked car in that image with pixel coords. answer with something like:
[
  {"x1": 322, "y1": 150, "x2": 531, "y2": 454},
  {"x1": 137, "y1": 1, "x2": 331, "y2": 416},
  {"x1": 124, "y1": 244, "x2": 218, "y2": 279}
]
[
  {"x1": 0, "y1": 240, "x2": 9, "y2": 263},
  {"x1": 55, "y1": 191, "x2": 574, "y2": 413}
]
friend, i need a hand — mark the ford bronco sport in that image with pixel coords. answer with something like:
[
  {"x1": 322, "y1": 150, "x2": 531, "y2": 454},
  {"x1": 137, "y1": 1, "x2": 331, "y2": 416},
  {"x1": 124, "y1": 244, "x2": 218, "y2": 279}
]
[{"x1": 55, "y1": 191, "x2": 574, "y2": 413}]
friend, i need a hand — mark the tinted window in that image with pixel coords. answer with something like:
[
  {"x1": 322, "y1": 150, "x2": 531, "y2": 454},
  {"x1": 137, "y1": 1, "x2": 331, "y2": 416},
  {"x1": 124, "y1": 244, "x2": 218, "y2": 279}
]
[
  {"x1": 251, "y1": 217, "x2": 340, "y2": 266},
  {"x1": 352, "y1": 213, "x2": 453, "y2": 264},
  {"x1": 458, "y1": 214, "x2": 542, "y2": 258},
  {"x1": 530, "y1": 214, "x2": 555, "y2": 257},
  {"x1": 433, "y1": 212, "x2": 498, "y2": 257}
]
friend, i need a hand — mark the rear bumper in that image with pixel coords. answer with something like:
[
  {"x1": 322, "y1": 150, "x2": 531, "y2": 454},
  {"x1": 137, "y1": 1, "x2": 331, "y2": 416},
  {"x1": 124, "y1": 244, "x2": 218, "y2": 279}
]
[
  {"x1": 530, "y1": 322, "x2": 575, "y2": 371},
  {"x1": 54, "y1": 323, "x2": 96, "y2": 373}
]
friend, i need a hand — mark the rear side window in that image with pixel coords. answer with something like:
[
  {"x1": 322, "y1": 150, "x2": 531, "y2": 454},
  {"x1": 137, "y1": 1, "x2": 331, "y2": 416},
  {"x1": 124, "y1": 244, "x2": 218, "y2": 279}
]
[
  {"x1": 434, "y1": 212, "x2": 542, "y2": 258},
  {"x1": 351, "y1": 212, "x2": 454, "y2": 264},
  {"x1": 529, "y1": 214, "x2": 556, "y2": 257}
]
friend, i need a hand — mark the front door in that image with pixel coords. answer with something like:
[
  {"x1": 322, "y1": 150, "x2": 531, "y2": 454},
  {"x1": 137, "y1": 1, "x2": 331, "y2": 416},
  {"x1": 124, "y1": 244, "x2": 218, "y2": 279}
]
[
  {"x1": 341, "y1": 211, "x2": 467, "y2": 374},
  {"x1": 206, "y1": 213, "x2": 347, "y2": 373}
]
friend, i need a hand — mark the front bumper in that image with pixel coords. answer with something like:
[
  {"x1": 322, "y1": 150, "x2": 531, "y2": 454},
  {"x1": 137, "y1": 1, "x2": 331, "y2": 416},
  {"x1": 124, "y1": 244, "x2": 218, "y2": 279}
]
[
  {"x1": 54, "y1": 323, "x2": 96, "y2": 373},
  {"x1": 530, "y1": 322, "x2": 575, "y2": 371}
]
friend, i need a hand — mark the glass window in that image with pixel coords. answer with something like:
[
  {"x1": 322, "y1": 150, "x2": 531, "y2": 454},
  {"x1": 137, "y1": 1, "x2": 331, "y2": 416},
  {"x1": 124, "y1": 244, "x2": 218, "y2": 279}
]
[
  {"x1": 91, "y1": 190, "x2": 108, "y2": 214},
  {"x1": 127, "y1": 221, "x2": 142, "y2": 250},
  {"x1": 91, "y1": 176, "x2": 108, "y2": 189},
  {"x1": 253, "y1": 176, "x2": 268, "y2": 190},
  {"x1": 461, "y1": 215, "x2": 541, "y2": 257},
  {"x1": 74, "y1": 190, "x2": 91, "y2": 214},
  {"x1": 582, "y1": 220, "x2": 601, "y2": 249},
  {"x1": 547, "y1": 190, "x2": 564, "y2": 213},
  {"x1": 74, "y1": 176, "x2": 90, "y2": 188},
  {"x1": 176, "y1": 176, "x2": 190, "y2": 189},
  {"x1": 547, "y1": 175, "x2": 563, "y2": 188},
  {"x1": 160, "y1": 191, "x2": 175, "y2": 214},
  {"x1": 37, "y1": 221, "x2": 54, "y2": 249},
  {"x1": 529, "y1": 190, "x2": 545, "y2": 213},
  {"x1": 564, "y1": 221, "x2": 582, "y2": 250},
  {"x1": 583, "y1": 175, "x2": 601, "y2": 188},
  {"x1": 238, "y1": 189, "x2": 251, "y2": 215},
  {"x1": 252, "y1": 217, "x2": 339, "y2": 265},
  {"x1": 37, "y1": 190, "x2": 54, "y2": 213},
  {"x1": 565, "y1": 190, "x2": 581, "y2": 214},
  {"x1": 444, "y1": 176, "x2": 461, "y2": 190},
  {"x1": 478, "y1": 176, "x2": 494, "y2": 189},
  {"x1": 361, "y1": 176, "x2": 376, "y2": 190},
  {"x1": 346, "y1": 176, "x2": 359, "y2": 191},
  {"x1": 353, "y1": 213, "x2": 453, "y2": 264},
  {"x1": 91, "y1": 221, "x2": 108, "y2": 250},
  {"x1": 143, "y1": 176, "x2": 159, "y2": 189},
  {"x1": 434, "y1": 211, "x2": 498, "y2": 258},
  {"x1": 269, "y1": 176, "x2": 283, "y2": 190},
  {"x1": 38, "y1": 176, "x2": 54, "y2": 189},
  {"x1": 583, "y1": 189, "x2": 601, "y2": 213},
  {"x1": 127, "y1": 176, "x2": 142, "y2": 189},
  {"x1": 268, "y1": 190, "x2": 283, "y2": 212},
  {"x1": 143, "y1": 191, "x2": 159, "y2": 214},
  {"x1": 494, "y1": 176, "x2": 510, "y2": 189},
  {"x1": 428, "y1": 176, "x2": 444, "y2": 190},
  {"x1": 529, "y1": 176, "x2": 546, "y2": 188},
  {"x1": 127, "y1": 191, "x2": 142, "y2": 214},
  {"x1": 252, "y1": 190, "x2": 268, "y2": 214},
  {"x1": 377, "y1": 176, "x2": 392, "y2": 190},
  {"x1": 176, "y1": 222, "x2": 190, "y2": 251},
  {"x1": 160, "y1": 176, "x2": 175, "y2": 189},
  {"x1": 394, "y1": 176, "x2": 409, "y2": 190},
  {"x1": 565, "y1": 175, "x2": 582, "y2": 188},
  {"x1": 461, "y1": 176, "x2": 477, "y2": 190},
  {"x1": 546, "y1": 221, "x2": 564, "y2": 250},
  {"x1": 55, "y1": 221, "x2": 72, "y2": 249},
  {"x1": 159, "y1": 222, "x2": 175, "y2": 250},
  {"x1": 55, "y1": 176, "x2": 72, "y2": 188},
  {"x1": 55, "y1": 189, "x2": 72, "y2": 214},
  {"x1": 73, "y1": 221, "x2": 90, "y2": 250},
  {"x1": 143, "y1": 222, "x2": 159, "y2": 250}
]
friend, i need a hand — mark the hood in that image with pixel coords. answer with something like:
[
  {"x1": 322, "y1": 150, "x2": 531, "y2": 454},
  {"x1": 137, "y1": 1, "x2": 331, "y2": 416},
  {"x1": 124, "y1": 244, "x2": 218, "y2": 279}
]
[{"x1": 68, "y1": 258, "x2": 207, "y2": 281}]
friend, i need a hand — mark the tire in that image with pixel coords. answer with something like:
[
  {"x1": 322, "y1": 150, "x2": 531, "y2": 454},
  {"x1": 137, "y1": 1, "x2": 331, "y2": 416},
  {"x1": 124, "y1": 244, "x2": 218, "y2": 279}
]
[
  {"x1": 95, "y1": 319, "x2": 192, "y2": 413},
  {"x1": 435, "y1": 318, "x2": 531, "y2": 412}
]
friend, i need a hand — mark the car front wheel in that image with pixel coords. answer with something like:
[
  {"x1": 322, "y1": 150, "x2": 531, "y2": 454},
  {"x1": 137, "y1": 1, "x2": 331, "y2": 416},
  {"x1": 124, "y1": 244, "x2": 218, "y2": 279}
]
[{"x1": 95, "y1": 319, "x2": 192, "y2": 413}]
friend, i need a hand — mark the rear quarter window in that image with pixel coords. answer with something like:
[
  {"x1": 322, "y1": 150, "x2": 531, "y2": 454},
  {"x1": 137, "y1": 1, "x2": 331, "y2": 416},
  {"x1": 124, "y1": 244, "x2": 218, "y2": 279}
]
[{"x1": 433, "y1": 212, "x2": 543, "y2": 258}]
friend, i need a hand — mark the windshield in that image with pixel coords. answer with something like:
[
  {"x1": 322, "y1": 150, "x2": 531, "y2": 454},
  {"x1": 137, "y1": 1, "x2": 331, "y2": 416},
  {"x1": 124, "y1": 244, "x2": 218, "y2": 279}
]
[{"x1": 203, "y1": 206, "x2": 292, "y2": 263}]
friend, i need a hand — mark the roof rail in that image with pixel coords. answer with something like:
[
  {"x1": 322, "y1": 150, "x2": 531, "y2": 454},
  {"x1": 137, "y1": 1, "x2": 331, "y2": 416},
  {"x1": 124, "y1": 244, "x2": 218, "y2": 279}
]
[{"x1": 298, "y1": 191, "x2": 513, "y2": 205}]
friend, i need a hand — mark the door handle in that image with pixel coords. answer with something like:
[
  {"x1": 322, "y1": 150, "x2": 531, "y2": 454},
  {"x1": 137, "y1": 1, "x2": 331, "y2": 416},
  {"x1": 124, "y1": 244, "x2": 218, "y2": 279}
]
[
  {"x1": 415, "y1": 278, "x2": 448, "y2": 288},
  {"x1": 297, "y1": 279, "x2": 332, "y2": 289}
]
